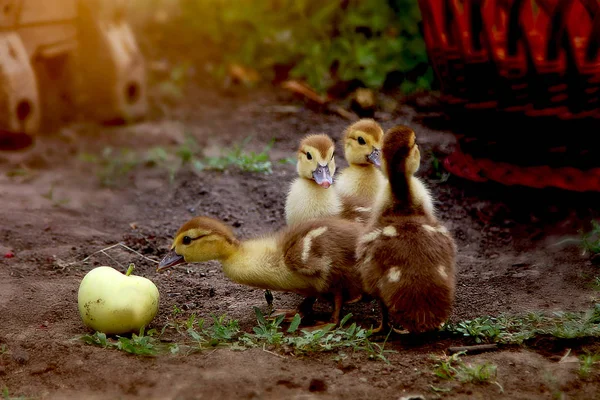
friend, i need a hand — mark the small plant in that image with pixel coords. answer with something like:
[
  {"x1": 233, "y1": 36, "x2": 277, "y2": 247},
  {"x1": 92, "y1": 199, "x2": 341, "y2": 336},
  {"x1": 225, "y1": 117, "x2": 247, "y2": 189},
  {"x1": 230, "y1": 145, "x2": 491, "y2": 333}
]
[
  {"x1": 578, "y1": 353, "x2": 600, "y2": 378},
  {"x1": 453, "y1": 317, "x2": 502, "y2": 343},
  {"x1": 431, "y1": 351, "x2": 497, "y2": 385},
  {"x1": 193, "y1": 137, "x2": 274, "y2": 174},
  {"x1": 79, "y1": 147, "x2": 141, "y2": 187},
  {"x1": 458, "y1": 361, "x2": 497, "y2": 384},
  {"x1": 80, "y1": 326, "x2": 158, "y2": 356},
  {"x1": 41, "y1": 184, "x2": 70, "y2": 207},
  {"x1": 446, "y1": 305, "x2": 600, "y2": 345},
  {"x1": 0, "y1": 344, "x2": 8, "y2": 356},
  {"x1": 429, "y1": 151, "x2": 450, "y2": 183},
  {"x1": 252, "y1": 307, "x2": 285, "y2": 344},
  {"x1": 581, "y1": 220, "x2": 600, "y2": 255},
  {"x1": 431, "y1": 351, "x2": 465, "y2": 380},
  {"x1": 2, "y1": 387, "x2": 31, "y2": 400}
]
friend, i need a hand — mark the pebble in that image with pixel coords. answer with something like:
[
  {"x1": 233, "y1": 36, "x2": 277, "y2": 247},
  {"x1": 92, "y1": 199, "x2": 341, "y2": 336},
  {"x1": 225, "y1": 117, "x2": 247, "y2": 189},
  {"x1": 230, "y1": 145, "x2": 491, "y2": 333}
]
[{"x1": 12, "y1": 347, "x2": 29, "y2": 365}]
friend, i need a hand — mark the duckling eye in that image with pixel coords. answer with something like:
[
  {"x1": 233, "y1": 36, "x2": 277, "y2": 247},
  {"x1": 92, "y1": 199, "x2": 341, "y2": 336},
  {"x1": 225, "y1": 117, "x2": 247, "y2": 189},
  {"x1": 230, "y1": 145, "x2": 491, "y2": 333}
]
[
  {"x1": 357, "y1": 137, "x2": 366, "y2": 145},
  {"x1": 182, "y1": 236, "x2": 192, "y2": 245},
  {"x1": 306, "y1": 152, "x2": 312, "y2": 160}
]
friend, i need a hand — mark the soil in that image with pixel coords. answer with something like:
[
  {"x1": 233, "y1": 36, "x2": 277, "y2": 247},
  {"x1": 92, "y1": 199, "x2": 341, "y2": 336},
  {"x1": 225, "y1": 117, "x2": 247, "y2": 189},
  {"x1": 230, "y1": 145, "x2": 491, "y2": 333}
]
[{"x1": 2, "y1": 80, "x2": 600, "y2": 399}]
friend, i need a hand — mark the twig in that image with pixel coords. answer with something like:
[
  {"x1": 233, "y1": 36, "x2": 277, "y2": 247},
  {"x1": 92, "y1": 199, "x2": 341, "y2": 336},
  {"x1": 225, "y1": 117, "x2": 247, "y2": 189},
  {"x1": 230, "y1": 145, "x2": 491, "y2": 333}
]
[
  {"x1": 447, "y1": 344, "x2": 498, "y2": 355},
  {"x1": 559, "y1": 348, "x2": 572, "y2": 363},
  {"x1": 100, "y1": 249, "x2": 125, "y2": 269},
  {"x1": 262, "y1": 343, "x2": 285, "y2": 359},
  {"x1": 68, "y1": 243, "x2": 122, "y2": 266},
  {"x1": 118, "y1": 243, "x2": 160, "y2": 265},
  {"x1": 64, "y1": 242, "x2": 159, "y2": 267}
]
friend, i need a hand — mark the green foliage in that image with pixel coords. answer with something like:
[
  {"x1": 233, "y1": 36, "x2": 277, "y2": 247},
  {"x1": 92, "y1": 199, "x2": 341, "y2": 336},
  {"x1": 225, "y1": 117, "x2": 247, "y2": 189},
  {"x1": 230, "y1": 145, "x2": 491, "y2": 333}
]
[
  {"x1": 252, "y1": 307, "x2": 285, "y2": 344},
  {"x1": 79, "y1": 136, "x2": 274, "y2": 186},
  {"x1": 579, "y1": 353, "x2": 600, "y2": 378},
  {"x1": 79, "y1": 147, "x2": 141, "y2": 187},
  {"x1": 459, "y1": 362, "x2": 497, "y2": 384},
  {"x1": 193, "y1": 138, "x2": 274, "y2": 174},
  {"x1": 81, "y1": 327, "x2": 157, "y2": 356},
  {"x1": 431, "y1": 351, "x2": 497, "y2": 385},
  {"x1": 176, "y1": 0, "x2": 431, "y2": 94},
  {"x1": 445, "y1": 305, "x2": 600, "y2": 344},
  {"x1": 429, "y1": 151, "x2": 450, "y2": 183},
  {"x1": 453, "y1": 317, "x2": 502, "y2": 343},
  {"x1": 84, "y1": 308, "x2": 393, "y2": 361},
  {"x1": 581, "y1": 220, "x2": 600, "y2": 255},
  {"x1": 1, "y1": 387, "x2": 31, "y2": 400}
]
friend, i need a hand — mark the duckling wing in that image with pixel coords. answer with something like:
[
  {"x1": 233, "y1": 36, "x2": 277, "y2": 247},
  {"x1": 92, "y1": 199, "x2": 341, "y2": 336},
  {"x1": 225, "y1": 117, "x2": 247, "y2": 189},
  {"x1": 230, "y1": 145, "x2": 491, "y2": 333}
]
[
  {"x1": 281, "y1": 220, "x2": 363, "y2": 284},
  {"x1": 338, "y1": 193, "x2": 372, "y2": 224}
]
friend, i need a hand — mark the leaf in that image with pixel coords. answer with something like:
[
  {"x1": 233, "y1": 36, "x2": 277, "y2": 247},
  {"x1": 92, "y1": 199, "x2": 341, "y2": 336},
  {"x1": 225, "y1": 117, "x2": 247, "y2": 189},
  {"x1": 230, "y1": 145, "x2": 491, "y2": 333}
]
[
  {"x1": 288, "y1": 314, "x2": 302, "y2": 333},
  {"x1": 339, "y1": 313, "x2": 353, "y2": 328},
  {"x1": 254, "y1": 307, "x2": 268, "y2": 327}
]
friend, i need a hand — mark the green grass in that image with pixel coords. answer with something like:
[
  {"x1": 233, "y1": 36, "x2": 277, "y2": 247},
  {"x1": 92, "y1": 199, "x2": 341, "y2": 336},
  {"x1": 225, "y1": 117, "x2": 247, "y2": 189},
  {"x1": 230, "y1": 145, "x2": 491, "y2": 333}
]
[
  {"x1": 80, "y1": 308, "x2": 394, "y2": 362},
  {"x1": 578, "y1": 353, "x2": 600, "y2": 378},
  {"x1": 79, "y1": 136, "x2": 274, "y2": 187},
  {"x1": 41, "y1": 184, "x2": 71, "y2": 207},
  {"x1": 1, "y1": 387, "x2": 32, "y2": 400},
  {"x1": 429, "y1": 151, "x2": 450, "y2": 183},
  {"x1": 193, "y1": 138, "x2": 274, "y2": 174},
  {"x1": 444, "y1": 305, "x2": 600, "y2": 344},
  {"x1": 431, "y1": 351, "x2": 499, "y2": 391},
  {"x1": 431, "y1": 351, "x2": 497, "y2": 384},
  {"x1": 582, "y1": 220, "x2": 600, "y2": 255}
]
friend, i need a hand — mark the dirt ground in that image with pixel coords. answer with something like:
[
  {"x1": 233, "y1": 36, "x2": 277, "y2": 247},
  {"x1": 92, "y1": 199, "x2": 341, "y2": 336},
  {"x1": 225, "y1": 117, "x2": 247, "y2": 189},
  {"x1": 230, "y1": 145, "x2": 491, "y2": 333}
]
[{"x1": 2, "y1": 79, "x2": 600, "y2": 400}]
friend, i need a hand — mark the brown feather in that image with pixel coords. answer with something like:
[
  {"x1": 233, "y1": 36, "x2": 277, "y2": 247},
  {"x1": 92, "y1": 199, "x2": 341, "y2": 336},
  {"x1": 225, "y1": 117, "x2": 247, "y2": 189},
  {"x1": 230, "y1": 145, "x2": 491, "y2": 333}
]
[{"x1": 357, "y1": 125, "x2": 457, "y2": 333}]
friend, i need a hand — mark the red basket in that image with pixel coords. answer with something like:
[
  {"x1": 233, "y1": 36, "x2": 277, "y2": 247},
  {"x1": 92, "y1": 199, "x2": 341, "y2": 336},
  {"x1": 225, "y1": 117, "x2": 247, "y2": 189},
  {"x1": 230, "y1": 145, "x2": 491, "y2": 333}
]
[{"x1": 418, "y1": 0, "x2": 600, "y2": 119}]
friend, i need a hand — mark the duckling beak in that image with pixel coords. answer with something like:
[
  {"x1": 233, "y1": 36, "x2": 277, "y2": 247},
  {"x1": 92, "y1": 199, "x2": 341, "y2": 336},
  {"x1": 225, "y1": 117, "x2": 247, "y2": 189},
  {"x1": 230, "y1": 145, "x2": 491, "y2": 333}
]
[
  {"x1": 157, "y1": 249, "x2": 185, "y2": 272},
  {"x1": 312, "y1": 164, "x2": 332, "y2": 188},
  {"x1": 367, "y1": 148, "x2": 381, "y2": 167}
]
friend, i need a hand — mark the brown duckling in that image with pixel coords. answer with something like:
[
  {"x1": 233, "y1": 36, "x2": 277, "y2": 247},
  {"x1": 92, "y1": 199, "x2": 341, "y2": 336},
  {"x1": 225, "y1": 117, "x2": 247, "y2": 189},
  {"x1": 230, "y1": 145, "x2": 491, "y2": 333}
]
[
  {"x1": 157, "y1": 216, "x2": 365, "y2": 327},
  {"x1": 284, "y1": 133, "x2": 372, "y2": 225},
  {"x1": 357, "y1": 125, "x2": 456, "y2": 334}
]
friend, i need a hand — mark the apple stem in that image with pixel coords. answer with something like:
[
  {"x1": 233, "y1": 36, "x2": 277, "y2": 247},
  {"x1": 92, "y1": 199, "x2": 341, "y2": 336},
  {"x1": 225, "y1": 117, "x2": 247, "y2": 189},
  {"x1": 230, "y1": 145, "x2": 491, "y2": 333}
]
[{"x1": 126, "y1": 263, "x2": 135, "y2": 276}]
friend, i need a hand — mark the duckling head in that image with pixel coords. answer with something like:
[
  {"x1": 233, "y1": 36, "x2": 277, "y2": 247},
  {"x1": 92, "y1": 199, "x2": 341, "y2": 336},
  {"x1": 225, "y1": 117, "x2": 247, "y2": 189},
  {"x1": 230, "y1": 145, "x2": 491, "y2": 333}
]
[
  {"x1": 157, "y1": 216, "x2": 239, "y2": 271},
  {"x1": 296, "y1": 133, "x2": 336, "y2": 188},
  {"x1": 381, "y1": 125, "x2": 420, "y2": 179},
  {"x1": 342, "y1": 118, "x2": 384, "y2": 167}
]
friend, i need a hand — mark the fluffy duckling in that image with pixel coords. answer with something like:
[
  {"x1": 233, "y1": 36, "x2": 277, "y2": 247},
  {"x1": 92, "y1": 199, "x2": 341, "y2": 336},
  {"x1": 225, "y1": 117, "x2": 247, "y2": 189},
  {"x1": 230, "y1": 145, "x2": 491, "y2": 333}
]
[
  {"x1": 335, "y1": 119, "x2": 386, "y2": 204},
  {"x1": 157, "y1": 216, "x2": 365, "y2": 326},
  {"x1": 285, "y1": 134, "x2": 339, "y2": 226},
  {"x1": 285, "y1": 133, "x2": 371, "y2": 225},
  {"x1": 356, "y1": 125, "x2": 456, "y2": 334}
]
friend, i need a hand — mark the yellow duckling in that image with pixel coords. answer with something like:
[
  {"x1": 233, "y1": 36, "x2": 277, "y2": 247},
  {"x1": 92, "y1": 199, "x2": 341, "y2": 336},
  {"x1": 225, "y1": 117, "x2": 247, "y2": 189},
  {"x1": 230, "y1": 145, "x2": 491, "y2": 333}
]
[
  {"x1": 284, "y1": 134, "x2": 339, "y2": 226},
  {"x1": 284, "y1": 133, "x2": 371, "y2": 225},
  {"x1": 157, "y1": 216, "x2": 365, "y2": 327},
  {"x1": 357, "y1": 125, "x2": 456, "y2": 334},
  {"x1": 335, "y1": 119, "x2": 386, "y2": 204}
]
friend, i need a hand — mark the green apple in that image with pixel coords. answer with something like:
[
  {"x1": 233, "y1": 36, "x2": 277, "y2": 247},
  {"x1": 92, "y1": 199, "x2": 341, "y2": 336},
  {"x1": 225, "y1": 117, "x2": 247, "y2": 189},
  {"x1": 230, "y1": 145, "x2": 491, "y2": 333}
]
[{"x1": 78, "y1": 264, "x2": 160, "y2": 334}]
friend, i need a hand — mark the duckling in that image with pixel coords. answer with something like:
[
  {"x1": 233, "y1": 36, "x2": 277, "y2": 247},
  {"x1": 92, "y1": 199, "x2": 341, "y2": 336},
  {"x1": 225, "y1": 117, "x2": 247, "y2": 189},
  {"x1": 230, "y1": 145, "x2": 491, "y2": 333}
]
[
  {"x1": 356, "y1": 125, "x2": 456, "y2": 334},
  {"x1": 285, "y1": 134, "x2": 339, "y2": 226},
  {"x1": 284, "y1": 133, "x2": 372, "y2": 225},
  {"x1": 157, "y1": 216, "x2": 365, "y2": 327},
  {"x1": 335, "y1": 119, "x2": 386, "y2": 204}
]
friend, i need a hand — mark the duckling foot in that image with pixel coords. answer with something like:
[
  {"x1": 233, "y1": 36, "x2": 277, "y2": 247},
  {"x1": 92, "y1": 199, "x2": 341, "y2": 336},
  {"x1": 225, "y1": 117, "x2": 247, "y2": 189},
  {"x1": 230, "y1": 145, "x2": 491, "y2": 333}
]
[
  {"x1": 392, "y1": 327, "x2": 410, "y2": 335},
  {"x1": 345, "y1": 294, "x2": 363, "y2": 304},
  {"x1": 301, "y1": 321, "x2": 336, "y2": 332},
  {"x1": 268, "y1": 309, "x2": 301, "y2": 322}
]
